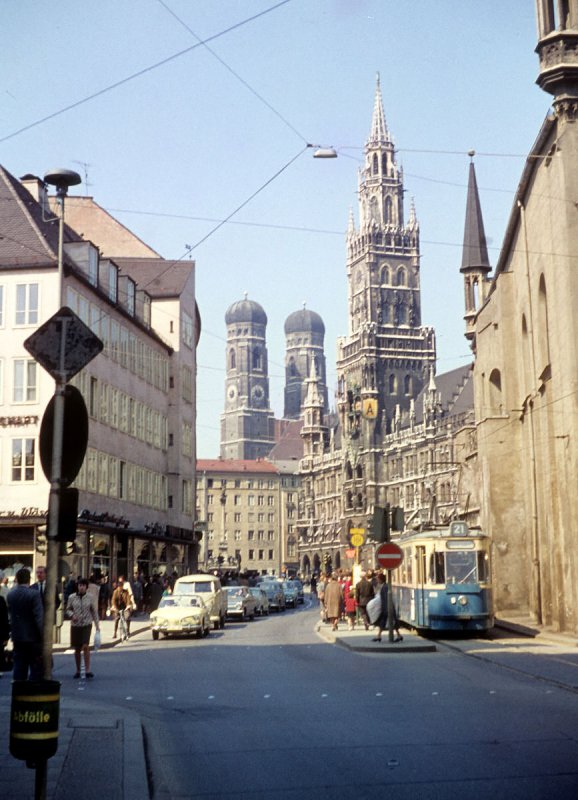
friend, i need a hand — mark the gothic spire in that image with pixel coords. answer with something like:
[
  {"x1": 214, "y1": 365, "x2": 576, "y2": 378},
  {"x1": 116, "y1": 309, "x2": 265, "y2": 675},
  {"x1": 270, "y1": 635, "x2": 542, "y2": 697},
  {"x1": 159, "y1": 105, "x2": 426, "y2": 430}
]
[
  {"x1": 460, "y1": 160, "x2": 490, "y2": 275},
  {"x1": 368, "y1": 73, "x2": 390, "y2": 145}
]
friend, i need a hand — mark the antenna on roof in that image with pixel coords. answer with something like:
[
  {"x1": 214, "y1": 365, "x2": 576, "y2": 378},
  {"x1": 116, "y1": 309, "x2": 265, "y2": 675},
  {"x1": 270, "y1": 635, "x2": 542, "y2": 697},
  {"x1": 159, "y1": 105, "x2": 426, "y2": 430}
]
[{"x1": 73, "y1": 160, "x2": 92, "y2": 194}]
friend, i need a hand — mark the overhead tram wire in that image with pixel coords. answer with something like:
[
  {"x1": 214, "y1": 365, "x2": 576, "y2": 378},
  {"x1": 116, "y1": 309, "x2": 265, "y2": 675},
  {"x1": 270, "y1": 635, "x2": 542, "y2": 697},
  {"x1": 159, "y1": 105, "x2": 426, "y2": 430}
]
[
  {"x1": 0, "y1": 0, "x2": 294, "y2": 144},
  {"x1": 156, "y1": 0, "x2": 308, "y2": 146}
]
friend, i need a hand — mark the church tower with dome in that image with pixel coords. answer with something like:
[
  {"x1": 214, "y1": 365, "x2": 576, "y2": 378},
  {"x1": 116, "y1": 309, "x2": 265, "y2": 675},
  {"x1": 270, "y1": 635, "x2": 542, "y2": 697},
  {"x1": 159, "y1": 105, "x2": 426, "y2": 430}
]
[
  {"x1": 283, "y1": 306, "x2": 329, "y2": 419},
  {"x1": 220, "y1": 295, "x2": 276, "y2": 460}
]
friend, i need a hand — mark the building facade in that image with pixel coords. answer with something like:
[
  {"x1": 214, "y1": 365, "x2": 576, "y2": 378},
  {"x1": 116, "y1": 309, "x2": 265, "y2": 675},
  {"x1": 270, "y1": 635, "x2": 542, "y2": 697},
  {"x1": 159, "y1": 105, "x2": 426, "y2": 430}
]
[
  {"x1": 196, "y1": 459, "x2": 300, "y2": 576},
  {"x1": 468, "y1": 1, "x2": 578, "y2": 633},
  {"x1": 0, "y1": 167, "x2": 200, "y2": 583}
]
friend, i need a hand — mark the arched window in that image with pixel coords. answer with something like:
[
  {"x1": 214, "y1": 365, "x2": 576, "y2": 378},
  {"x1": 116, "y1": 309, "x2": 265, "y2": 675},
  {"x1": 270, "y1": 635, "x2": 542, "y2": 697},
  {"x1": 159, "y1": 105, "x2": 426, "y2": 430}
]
[
  {"x1": 397, "y1": 266, "x2": 406, "y2": 286},
  {"x1": 381, "y1": 153, "x2": 388, "y2": 174},
  {"x1": 404, "y1": 375, "x2": 411, "y2": 394},
  {"x1": 537, "y1": 274, "x2": 551, "y2": 375},
  {"x1": 345, "y1": 461, "x2": 353, "y2": 480},
  {"x1": 288, "y1": 357, "x2": 296, "y2": 377},
  {"x1": 229, "y1": 349, "x2": 236, "y2": 369},
  {"x1": 380, "y1": 265, "x2": 389, "y2": 284},
  {"x1": 489, "y1": 368, "x2": 503, "y2": 414},
  {"x1": 385, "y1": 196, "x2": 393, "y2": 224},
  {"x1": 372, "y1": 153, "x2": 379, "y2": 175},
  {"x1": 389, "y1": 374, "x2": 396, "y2": 393},
  {"x1": 356, "y1": 463, "x2": 363, "y2": 479},
  {"x1": 356, "y1": 493, "x2": 363, "y2": 508},
  {"x1": 346, "y1": 491, "x2": 353, "y2": 509},
  {"x1": 253, "y1": 348, "x2": 262, "y2": 370}
]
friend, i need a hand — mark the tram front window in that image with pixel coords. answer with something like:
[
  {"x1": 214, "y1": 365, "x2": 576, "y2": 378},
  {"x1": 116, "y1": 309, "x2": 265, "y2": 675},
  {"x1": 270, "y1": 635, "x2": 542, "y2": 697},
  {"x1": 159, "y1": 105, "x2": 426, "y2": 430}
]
[{"x1": 445, "y1": 551, "x2": 477, "y2": 584}]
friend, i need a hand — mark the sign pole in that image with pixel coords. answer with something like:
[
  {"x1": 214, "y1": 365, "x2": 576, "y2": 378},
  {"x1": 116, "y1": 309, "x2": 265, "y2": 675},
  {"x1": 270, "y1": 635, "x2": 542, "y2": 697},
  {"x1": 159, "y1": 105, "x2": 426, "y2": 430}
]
[
  {"x1": 43, "y1": 319, "x2": 68, "y2": 681},
  {"x1": 387, "y1": 569, "x2": 394, "y2": 643}
]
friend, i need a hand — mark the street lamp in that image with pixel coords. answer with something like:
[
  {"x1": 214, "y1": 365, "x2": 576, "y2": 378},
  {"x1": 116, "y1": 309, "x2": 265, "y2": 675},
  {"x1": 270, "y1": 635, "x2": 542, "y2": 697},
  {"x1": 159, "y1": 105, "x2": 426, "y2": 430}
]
[
  {"x1": 312, "y1": 147, "x2": 338, "y2": 159},
  {"x1": 40, "y1": 168, "x2": 81, "y2": 680}
]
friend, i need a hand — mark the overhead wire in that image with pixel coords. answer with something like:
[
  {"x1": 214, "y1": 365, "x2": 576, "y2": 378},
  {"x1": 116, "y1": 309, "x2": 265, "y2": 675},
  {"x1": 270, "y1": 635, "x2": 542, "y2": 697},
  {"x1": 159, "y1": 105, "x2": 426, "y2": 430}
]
[{"x1": 0, "y1": 0, "x2": 294, "y2": 145}]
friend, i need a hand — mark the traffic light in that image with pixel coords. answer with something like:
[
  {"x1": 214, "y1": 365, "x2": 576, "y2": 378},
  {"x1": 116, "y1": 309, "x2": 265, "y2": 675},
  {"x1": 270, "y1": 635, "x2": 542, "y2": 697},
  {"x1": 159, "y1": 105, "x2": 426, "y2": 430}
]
[
  {"x1": 391, "y1": 506, "x2": 405, "y2": 532},
  {"x1": 49, "y1": 487, "x2": 79, "y2": 542},
  {"x1": 367, "y1": 505, "x2": 390, "y2": 543}
]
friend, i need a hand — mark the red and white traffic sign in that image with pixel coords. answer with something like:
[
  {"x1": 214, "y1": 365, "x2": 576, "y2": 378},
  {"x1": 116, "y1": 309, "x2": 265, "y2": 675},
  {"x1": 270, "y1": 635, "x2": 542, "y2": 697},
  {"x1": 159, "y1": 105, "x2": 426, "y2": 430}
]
[{"x1": 375, "y1": 542, "x2": 404, "y2": 571}]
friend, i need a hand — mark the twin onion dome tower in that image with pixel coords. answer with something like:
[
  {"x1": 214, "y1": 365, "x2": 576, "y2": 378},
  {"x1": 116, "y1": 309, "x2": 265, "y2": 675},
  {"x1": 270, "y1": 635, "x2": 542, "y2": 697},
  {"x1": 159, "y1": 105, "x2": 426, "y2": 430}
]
[{"x1": 220, "y1": 295, "x2": 328, "y2": 460}]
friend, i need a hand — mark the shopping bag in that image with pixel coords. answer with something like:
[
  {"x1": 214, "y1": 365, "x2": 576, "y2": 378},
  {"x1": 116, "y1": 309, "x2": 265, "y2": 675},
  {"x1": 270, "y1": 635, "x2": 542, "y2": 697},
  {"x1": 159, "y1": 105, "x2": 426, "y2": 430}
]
[
  {"x1": 93, "y1": 629, "x2": 101, "y2": 651},
  {"x1": 366, "y1": 594, "x2": 382, "y2": 624}
]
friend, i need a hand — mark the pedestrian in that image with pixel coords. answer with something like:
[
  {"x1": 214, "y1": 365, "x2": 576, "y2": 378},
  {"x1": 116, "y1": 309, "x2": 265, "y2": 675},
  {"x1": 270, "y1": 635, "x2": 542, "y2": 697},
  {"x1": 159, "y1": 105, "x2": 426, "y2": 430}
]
[
  {"x1": 66, "y1": 578, "x2": 100, "y2": 679},
  {"x1": 63, "y1": 572, "x2": 77, "y2": 605},
  {"x1": 372, "y1": 573, "x2": 403, "y2": 643},
  {"x1": 32, "y1": 564, "x2": 61, "y2": 618},
  {"x1": 0, "y1": 593, "x2": 10, "y2": 676},
  {"x1": 323, "y1": 573, "x2": 343, "y2": 632},
  {"x1": 6, "y1": 567, "x2": 44, "y2": 680},
  {"x1": 98, "y1": 576, "x2": 111, "y2": 620},
  {"x1": 111, "y1": 577, "x2": 134, "y2": 638},
  {"x1": 147, "y1": 575, "x2": 163, "y2": 613},
  {"x1": 131, "y1": 573, "x2": 143, "y2": 615},
  {"x1": 355, "y1": 570, "x2": 375, "y2": 631},
  {"x1": 310, "y1": 574, "x2": 317, "y2": 597},
  {"x1": 343, "y1": 572, "x2": 357, "y2": 631}
]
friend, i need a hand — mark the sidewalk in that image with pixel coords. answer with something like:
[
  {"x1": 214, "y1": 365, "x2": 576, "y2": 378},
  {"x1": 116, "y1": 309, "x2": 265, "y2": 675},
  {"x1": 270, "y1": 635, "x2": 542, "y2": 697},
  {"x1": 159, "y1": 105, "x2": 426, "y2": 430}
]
[
  {"x1": 316, "y1": 619, "x2": 437, "y2": 653},
  {"x1": 0, "y1": 615, "x2": 151, "y2": 800}
]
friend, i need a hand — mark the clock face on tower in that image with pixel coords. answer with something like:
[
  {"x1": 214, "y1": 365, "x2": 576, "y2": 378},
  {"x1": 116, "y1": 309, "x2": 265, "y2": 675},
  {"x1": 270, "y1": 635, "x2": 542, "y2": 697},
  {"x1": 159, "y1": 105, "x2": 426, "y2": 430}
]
[
  {"x1": 227, "y1": 385, "x2": 237, "y2": 404},
  {"x1": 251, "y1": 384, "x2": 265, "y2": 407}
]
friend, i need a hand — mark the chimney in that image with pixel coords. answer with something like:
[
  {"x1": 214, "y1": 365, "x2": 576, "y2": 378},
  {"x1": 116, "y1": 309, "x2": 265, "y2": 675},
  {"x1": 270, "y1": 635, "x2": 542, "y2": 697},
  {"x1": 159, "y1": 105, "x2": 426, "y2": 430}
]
[{"x1": 20, "y1": 174, "x2": 49, "y2": 215}]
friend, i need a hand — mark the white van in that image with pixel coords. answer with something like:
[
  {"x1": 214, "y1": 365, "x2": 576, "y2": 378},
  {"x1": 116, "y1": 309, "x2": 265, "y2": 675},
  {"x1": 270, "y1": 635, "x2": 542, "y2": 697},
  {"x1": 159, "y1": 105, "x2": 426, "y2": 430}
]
[{"x1": 173, "y1": 574, "x2": 227, "y2": 630}]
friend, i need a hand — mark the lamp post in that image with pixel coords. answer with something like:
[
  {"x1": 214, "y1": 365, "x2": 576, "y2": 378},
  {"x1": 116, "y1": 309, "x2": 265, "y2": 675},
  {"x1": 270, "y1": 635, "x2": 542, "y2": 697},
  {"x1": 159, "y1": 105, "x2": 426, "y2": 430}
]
[{"x1": 41, "y1": 169, "x2": 81, "y2": 680}]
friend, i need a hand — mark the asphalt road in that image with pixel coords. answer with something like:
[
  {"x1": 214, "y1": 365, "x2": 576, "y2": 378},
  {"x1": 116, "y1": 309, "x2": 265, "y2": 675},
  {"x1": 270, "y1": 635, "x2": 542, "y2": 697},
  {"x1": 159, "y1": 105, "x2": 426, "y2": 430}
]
[{"x1": 51, "y1": 599, "x2": 578, "y2": 799}]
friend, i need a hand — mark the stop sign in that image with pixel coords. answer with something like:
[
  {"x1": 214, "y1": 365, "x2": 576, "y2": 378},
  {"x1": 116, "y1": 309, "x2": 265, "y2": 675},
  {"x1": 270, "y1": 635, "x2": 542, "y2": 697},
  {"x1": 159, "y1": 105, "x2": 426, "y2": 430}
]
[{"x1": 376, "y1": 541, "x2": 404, "y2": 570}]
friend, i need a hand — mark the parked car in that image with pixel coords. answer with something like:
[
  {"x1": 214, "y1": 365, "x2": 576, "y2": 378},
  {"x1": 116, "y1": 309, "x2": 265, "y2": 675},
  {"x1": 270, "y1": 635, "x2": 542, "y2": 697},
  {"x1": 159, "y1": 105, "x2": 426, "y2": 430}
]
[
  {"x1": 282, "y1": 581, "x2": 299, "y2": 608},
  {"x1": 289, "y1": 579, "x2": 305, "y2": 604},
  {"x1": 225, "y1": 586, "x2": 258, "y2": 620},
  {"x1": 150, "y1": 594, "x2": 211, "y2": 640},
  {"x1": 259, "y1": 580, "x2": 286, "y2": 612},
  {"x1": 174, "y1": 574, "x2": 227, "y2": 630},
  {"x1": 249, "y1": 586, "x2": 270, "y2": 616}
]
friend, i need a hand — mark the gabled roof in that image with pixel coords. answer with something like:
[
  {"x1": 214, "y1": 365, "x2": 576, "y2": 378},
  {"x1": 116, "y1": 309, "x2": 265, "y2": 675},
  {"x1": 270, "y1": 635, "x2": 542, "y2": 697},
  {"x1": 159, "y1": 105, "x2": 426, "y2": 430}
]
[
  {"x1": 58, "y1": 196, "x2": 161, "y2": 259},
  {"x1": 113, "y1": 257, "x2": 193, "y2": 299},
  {"x1": 0, "y1": 165, "x2": 81, "y2": 268},
  {"x1": 196, "y1": 459, "x2": 279, "y2": 475},
  {"x1": 268, "y1": 419, "x2": 304, "y2": 462},
  {"x1": 414, "y1": 363, "x2": 474, "y2": 425}
]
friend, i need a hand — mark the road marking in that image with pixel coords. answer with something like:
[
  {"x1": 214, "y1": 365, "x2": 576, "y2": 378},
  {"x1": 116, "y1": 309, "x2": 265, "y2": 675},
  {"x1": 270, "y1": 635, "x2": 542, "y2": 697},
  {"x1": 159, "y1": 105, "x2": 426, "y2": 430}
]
[
  {"x1": 321, "y1": 693, "x2": 328, "y2": 698},
  {"x1": 167, "y1": 696, "x2": 174, "y2": 700},
  {"x1": 489, "y1": 690, "x2": 496, "y2": 694},
  {"x1": 126, "y1": 696, "x2": 133, "y2": 700},
  {"x1": 376, "y1": 692, "x2": 383, "y2": 697},
  {"x1": 264, "y1": 694, "x2": 271, "y2": 699},
  {"x1": 208, "y1": 695, "x2": 215, "y2": 700},
  {"x1": 432, "y1": 692, "x2": 439, "y2": 696}
]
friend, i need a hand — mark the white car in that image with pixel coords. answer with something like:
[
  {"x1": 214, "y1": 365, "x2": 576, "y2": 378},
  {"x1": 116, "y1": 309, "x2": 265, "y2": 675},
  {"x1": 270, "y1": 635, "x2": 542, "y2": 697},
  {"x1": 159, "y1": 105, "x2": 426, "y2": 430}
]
[
  {"x1": 150, "y1": 594, "x2": 211, "y2": 640},
  {"x1": 174, "y1": 574, "x2": 228, "y2": 630}
]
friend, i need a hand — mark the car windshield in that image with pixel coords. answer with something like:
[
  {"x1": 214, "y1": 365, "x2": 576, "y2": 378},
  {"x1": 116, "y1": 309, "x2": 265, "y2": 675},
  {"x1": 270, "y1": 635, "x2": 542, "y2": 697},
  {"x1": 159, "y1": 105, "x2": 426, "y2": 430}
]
[
  {"x1": 159, "y1": 595, "x2": 202, "y2": 609},
  {"x1": 175, "y1": 581, "x2": 212, "y2": 594},
  {"x1": 225, "y1": 587, "x2": 245, "y2": 596}
]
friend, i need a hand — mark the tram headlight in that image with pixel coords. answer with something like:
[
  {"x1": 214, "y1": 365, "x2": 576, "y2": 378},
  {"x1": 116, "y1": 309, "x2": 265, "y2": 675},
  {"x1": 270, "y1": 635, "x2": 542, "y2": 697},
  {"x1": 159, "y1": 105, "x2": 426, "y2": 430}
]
[
  {"x1": 458, "y1": 595, "x2": 468, "y2": 606},
  {"x1": 450, "y1": 597, "x2": 457, "y2": 605}
]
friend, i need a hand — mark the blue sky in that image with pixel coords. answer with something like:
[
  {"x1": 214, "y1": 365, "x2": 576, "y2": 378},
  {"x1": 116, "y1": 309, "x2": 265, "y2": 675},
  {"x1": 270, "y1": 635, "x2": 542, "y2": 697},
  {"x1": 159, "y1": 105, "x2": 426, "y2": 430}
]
[{"x1": 2, "y1": 1, "x2": 548, "y2": 457}]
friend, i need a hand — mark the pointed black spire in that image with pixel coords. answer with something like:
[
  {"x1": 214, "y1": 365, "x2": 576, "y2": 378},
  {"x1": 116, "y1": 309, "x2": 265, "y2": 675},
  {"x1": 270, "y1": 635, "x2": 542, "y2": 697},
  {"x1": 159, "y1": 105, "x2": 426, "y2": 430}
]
[{"x1": 460, "y1": 160, "x2": 490, "y2": 275}]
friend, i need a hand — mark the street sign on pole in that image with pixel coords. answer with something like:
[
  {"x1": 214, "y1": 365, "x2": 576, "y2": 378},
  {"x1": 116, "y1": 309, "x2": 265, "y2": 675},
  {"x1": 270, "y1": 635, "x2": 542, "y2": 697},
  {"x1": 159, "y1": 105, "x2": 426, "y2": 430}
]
[
  {"x1": 39, "y1": 385, "x2": 89, "y2": 486},
  {"x1": 23, "y1": 306, "x2": 103, "y2": 382},
  {"x1": 375, "y1": 541, "x2": 404, "y2": 570}
]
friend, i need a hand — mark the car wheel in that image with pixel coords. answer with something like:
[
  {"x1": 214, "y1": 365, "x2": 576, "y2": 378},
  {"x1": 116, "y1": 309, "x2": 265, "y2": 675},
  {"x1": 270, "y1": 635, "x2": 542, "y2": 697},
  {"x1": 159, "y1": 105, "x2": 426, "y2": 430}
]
[
  {"x1": 152, "y1": 630, "x2": 159, "y2": 641},
  {"x1": 213, "y1": 619, "x2": 220, "y2": 631},
  {"x1": 203, "y1": 624, "x2": 210, "y2": 637},
  {"x1": 196, "y1": 629, "x2": 203, "y2": 638}
]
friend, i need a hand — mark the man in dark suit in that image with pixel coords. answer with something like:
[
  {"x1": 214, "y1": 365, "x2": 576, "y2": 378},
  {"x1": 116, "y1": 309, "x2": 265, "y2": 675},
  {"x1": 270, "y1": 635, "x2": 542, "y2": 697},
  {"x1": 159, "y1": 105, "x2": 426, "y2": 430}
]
[
  {"x1": 7, "y1": 568, "x2": 43, "y2": 680},
  {"x1": 32, "y1": 565, "x2": 61, "y2": 613}
]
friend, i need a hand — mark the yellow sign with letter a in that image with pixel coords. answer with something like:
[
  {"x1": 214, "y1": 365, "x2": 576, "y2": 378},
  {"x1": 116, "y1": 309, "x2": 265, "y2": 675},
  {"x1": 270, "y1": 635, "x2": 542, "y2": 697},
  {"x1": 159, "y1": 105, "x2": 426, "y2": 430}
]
[{"x1": 362, "y1": 399, "x2": 378, "y2": 419}]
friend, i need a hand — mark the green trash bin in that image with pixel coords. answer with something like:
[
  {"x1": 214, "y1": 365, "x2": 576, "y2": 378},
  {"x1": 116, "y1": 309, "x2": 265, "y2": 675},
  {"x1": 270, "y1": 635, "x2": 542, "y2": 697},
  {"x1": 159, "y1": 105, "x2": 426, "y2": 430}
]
[{"x1": 10, "y1": 680, "x2": 60, "y2": 762}]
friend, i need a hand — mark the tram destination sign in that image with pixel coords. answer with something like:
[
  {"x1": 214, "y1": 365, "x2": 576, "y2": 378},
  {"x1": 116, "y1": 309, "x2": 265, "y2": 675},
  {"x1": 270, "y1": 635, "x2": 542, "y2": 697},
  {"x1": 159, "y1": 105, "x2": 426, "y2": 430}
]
[
  {"x1": 375, "y1": 541, "x2": 404, "y2": 571},
  {"x1": 24, "y1": 307, "x2": 103, "y2": 383}
]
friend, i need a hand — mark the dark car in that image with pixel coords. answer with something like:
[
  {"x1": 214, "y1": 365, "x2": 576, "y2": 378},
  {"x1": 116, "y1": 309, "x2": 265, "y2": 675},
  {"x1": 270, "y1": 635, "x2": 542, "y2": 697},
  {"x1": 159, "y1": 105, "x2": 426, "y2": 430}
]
[{"x1": 259, "y1": 580, "x2": 286, "y2": 612}]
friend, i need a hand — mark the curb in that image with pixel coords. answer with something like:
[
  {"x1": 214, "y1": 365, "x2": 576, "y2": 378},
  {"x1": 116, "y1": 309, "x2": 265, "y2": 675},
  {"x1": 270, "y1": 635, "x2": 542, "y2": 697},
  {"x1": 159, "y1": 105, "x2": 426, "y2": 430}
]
[{"x1": 315, "y1": 622, "x2": 437, "y2": 653}]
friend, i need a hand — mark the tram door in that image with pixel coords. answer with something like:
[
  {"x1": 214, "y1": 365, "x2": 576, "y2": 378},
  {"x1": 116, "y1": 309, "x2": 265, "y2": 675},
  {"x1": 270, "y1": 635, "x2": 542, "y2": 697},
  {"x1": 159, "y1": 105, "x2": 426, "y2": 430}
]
[{"x1": 415, "y1": 545, "x2": 427, "y2": 626}]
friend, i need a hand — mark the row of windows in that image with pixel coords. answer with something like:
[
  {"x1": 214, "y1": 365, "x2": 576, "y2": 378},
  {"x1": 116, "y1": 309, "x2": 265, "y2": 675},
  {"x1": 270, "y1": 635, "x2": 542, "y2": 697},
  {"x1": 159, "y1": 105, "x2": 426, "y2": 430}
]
[
  {"x1": 66, "y1": 287, "x2": 169, "y2": 392},
  {"x1": 70, "y1": 372, "x2": 169, "y2": 451},
  {"x1": 0, "y1": 284, "x2": 39, "y2": 328},
  {"x1": 207, "y1": 548, "x2": 275, "y2": 562},
  {"x1": 75, "y1": 448, "x2": 168, "y2": 511},
  {"x1": 206, "y1": 530, "x2": 275, "y2": 542},
  {"x1": 206, "y1": 493, "x2": 276, "y2": 507},
  {"x1": 206, "y1": 511, "x2": 276, "y2": 524}
]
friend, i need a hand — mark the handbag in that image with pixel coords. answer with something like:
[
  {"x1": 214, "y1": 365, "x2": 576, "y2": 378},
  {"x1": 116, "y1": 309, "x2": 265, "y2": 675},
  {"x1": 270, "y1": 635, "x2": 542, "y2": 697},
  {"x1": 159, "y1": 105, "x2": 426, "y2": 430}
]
[{"x1": 366, "y1": 594, "x2": 382, "y2": 624}]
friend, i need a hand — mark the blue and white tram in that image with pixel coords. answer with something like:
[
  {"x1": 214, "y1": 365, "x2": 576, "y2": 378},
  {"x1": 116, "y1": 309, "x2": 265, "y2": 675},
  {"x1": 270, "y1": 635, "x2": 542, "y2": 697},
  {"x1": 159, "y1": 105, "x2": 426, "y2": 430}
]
[{"x1": 392, "y1": 521, "x2": 494, "y2": 634}]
